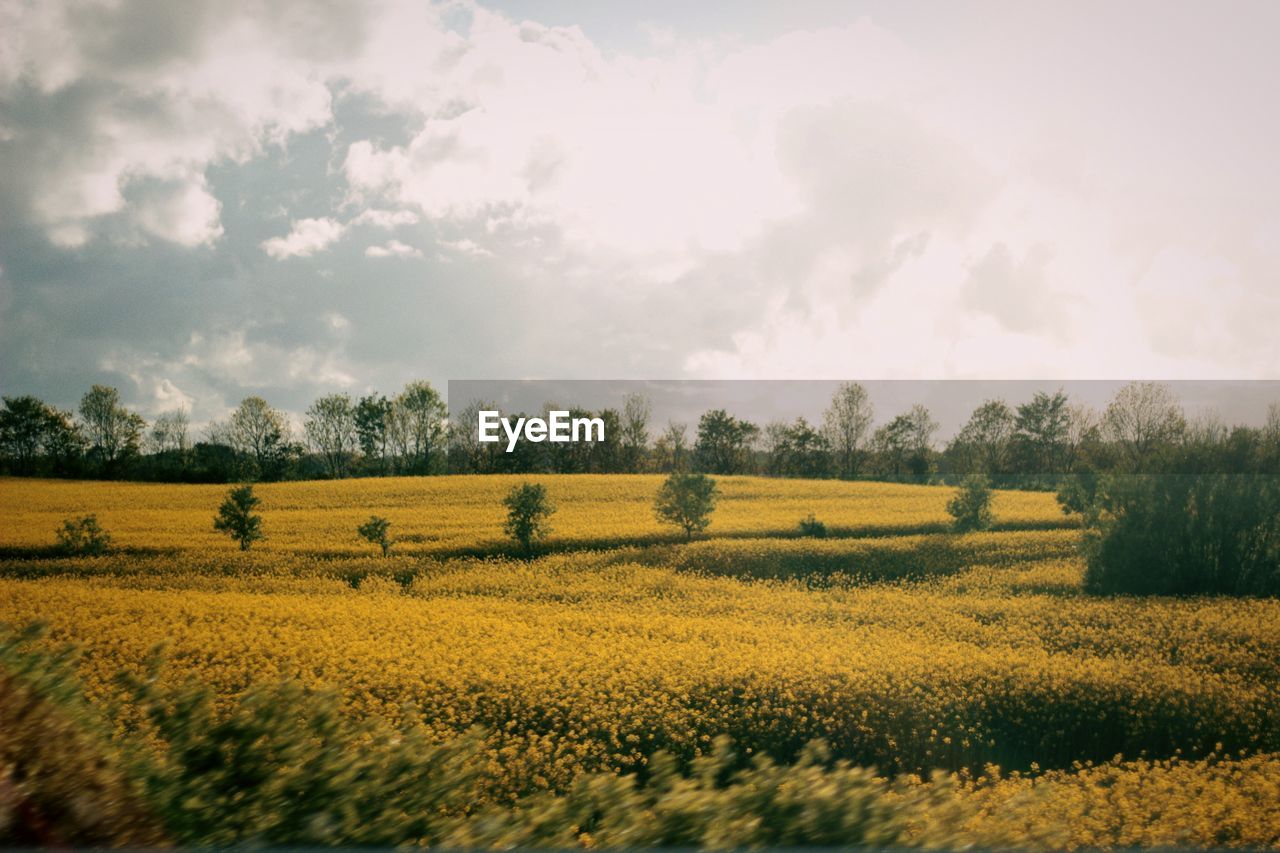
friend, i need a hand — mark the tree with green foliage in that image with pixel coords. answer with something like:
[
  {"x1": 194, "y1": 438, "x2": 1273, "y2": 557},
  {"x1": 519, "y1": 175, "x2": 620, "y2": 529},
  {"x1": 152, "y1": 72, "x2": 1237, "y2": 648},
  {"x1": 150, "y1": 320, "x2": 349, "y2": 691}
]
[
  {"x1": 355, "y1": 393, "x2": 393, "y2": 473},
  {"x1": 947, "y1": 474, "x2": 994, "y2": 532},
  {"x1": 654, "y1": 470, "x2": 718, "y2": 540},
  {"x1": 948, "y1": 399, "x2": 1015, "y2": 480},
  {"x1": 213, "y1": 484, "x2": 264, "y2": 551},
  {"x1": 357, "y1": 515, "x2": 393, "y2": 557},
  {"x1": 871, "y1": 405, "x2": 937, "y2": 481},
  {"x1": 1012, "y1": 389, "x2": 1071, "y2": 478},
  {"x1": 1, "y1": 395, "x2": 83, "y2": 475},
  {"x1": 764, "y1": 417, "x2": 830, "y2": 478},
  {"x1": 55, "y1": 515, "x2": 111, "y2": 556},
  {"x1": 389, "y1": 381, "x2": 447, "y2": 474},
  {"x1": 695, "y1": 409, "x2": 758, "y2": 474},
  {"x1": 503, "y1": 482, "x2": 554, "y2": 556}
]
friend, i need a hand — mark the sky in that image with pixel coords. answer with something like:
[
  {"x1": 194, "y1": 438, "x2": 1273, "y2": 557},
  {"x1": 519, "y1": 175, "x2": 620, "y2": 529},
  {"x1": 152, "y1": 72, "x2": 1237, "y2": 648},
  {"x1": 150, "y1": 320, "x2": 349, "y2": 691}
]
[{"x1": 1, "y1": 0, "x2": 1278, "y2": 424}]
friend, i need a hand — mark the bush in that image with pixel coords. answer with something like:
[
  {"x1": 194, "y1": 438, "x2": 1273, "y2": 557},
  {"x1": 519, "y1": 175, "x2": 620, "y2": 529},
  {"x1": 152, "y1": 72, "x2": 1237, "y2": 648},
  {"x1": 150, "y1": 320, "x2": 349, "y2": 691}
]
[
  {"x1": 455, "y1": 737, "x2": 975, "y2": 849},
  {"x1": 213, "y1": 484, "x2": 263, "y2": 551},
  {"x1": 1074, "y1": 473, "x2": 1280, "y2": 596},
  {"x1": 0, "y1": 625, "x2": 166, "y2": 846},
  {"x1": 654, "y1": 471, "x2": 718, "y2": 541},
  {"x1": 947, "y1": 475, "x2": 994, "y2": 532},
  {"x1": 54, "y1": 515, "x2": 110, "y2": 556},
  {"x1": 357, "y1": 515, "x2": 392, "y2": 557},
  {"x1": 503, "y1": 482, "x2": 554, "y2": 556},
  {"x1": 798, "y1": 513, "x2": 827, "y2": 538},
  {"x1": 121, "y1": 672, "x2": 482, "y2": 846}
]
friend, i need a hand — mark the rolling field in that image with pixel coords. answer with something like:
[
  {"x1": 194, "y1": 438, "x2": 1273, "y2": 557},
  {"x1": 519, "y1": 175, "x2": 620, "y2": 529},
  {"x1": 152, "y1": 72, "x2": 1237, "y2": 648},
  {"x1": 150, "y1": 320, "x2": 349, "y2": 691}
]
[
  {"x1": 0, "y1": 474, "x2": 1069, "y2": 555},
  {"x1": 2, "y1": 475, "x2": 1279, "y2": 847}
]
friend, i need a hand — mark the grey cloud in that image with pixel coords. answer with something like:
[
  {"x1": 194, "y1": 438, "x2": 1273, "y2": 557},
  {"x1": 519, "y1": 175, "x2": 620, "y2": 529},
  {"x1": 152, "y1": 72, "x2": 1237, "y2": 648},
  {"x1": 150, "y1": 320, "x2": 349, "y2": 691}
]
[{"x1": 962, "y1": 242, "x2": 1067, "y2": 337}]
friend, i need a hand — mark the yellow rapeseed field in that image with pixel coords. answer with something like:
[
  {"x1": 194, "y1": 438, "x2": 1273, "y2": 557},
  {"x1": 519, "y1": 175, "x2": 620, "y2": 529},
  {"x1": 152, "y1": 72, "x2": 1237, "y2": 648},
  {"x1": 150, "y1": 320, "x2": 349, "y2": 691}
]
[
  {"x1": 1, "y1": 475, "x2": 1278, "y2": 847},
  {"x1": 0, "y1": 474, "x2": 1068, "y2": 555}
]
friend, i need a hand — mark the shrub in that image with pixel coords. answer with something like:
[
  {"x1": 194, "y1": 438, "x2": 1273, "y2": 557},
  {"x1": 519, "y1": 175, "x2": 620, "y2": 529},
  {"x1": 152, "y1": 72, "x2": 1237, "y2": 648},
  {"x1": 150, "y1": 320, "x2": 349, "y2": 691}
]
[
  {"x1": 947, "y1": 475, "x2": 994, "y2": 532},
  {"x1": 1074, "y1": 473, "x2": 1280, "y2": 596},
  {"x1": 654, "y1": 471, "x2": 718, "y2": 541},
  {"x1": 120, "y1": 671, "x2": 482, "y2": 847},
  {"x1": 798, "y1": 513, "x2": 827, "y2": 538},
  {"x1": 213, "y1": 484, "x2": 264, "y2": 551},
  {"x1": 357, "y1": 515, "x2": 392, "y2": 557},
  {"x1": 0, "y1": 625, "x2": 166, "y2": 846},
  {"x1": 454, "y1": 738, "x2": 976, "y2": 849},
  {"x1": 503, "y1": 482, "x2": 554, "y2": 556},
  {"x1": 54, "y1": 515, "x2": 111, "y2": 556}
]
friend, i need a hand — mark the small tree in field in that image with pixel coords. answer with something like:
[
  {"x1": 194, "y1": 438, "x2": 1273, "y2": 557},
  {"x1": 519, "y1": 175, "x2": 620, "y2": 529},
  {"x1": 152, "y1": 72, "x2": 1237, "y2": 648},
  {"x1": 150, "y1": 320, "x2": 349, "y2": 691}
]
[
  {"x1": 798, "y1": 513, "x2": 827, "y2": 538},
  {"x1": 55, "y1": 515, "x2": 111, "y2": 556},
  {"x1": 214, "y1": 484, "x2": 264, "y2": 551},
  {"x1": 504, "y1": 482, "x2": 554, "y2": 557},
  {"x1": 654, "y1": 471, "x2": 718, "y2": 541},
  {"x1": 357, "y1": 515, "x2": 393, "y2": 557},
  {"x1": 947, "y1": 474, "x2": 994, "y2": 532}
]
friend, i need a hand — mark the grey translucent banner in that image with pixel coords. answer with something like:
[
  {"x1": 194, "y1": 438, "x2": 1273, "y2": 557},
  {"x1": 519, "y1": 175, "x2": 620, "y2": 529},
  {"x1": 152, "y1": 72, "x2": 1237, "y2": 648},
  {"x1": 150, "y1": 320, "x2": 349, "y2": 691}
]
[{"x1": 447, "y1": 380, "x2": 1279, "y2": 436}]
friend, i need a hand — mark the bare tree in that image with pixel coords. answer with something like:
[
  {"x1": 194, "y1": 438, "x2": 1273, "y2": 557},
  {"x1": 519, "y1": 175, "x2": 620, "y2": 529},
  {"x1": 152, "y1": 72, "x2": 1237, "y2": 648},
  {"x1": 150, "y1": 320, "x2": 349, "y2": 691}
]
[
  {"x1": 228, "y1": 396, "x2": 291, "y2": 473},
  {"x1": 149, "y1": 408, "x2": 190, "y2": 454},
  {"x1": 79, "y1": 385, "x2": 145, "y2": 469},
  {"x1": 446, "y1": 398, "x2": 500, "y2": 473},
  {"x1": 1265, "y1": 402, "x2": 1280, "y2": 442},
  {"x1": 1101, "y1": 381, "x2": 1185, "y2": 467},
  {"x1": 822, "y1": 382, "x2": 873, "y2": 479},
  {"x1": 905, "y1": 404, "x2": 939, "y2": 453},
  {"x1": 1064, "y1": 402, "x2": 1098, "y2": 471},
  {"x1": 305, "y1": 393, "x2": 358, "y2": 478},
  {"x1": 620, "y1": 393, "x2": 651, "y2": 472},
  {"x1": 652, "y1": 421, "x2": 688, "y2": 472}
]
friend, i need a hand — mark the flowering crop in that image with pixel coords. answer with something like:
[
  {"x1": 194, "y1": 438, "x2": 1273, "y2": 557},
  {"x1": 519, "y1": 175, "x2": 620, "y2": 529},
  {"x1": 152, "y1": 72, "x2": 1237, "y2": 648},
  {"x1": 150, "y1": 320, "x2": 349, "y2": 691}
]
[
  {"x1": 0, "y1": 475, "x2": 1068, "y2": 556},
  {"x1": 1, "y1": 474, "x2": 1276, "y2": 845}
]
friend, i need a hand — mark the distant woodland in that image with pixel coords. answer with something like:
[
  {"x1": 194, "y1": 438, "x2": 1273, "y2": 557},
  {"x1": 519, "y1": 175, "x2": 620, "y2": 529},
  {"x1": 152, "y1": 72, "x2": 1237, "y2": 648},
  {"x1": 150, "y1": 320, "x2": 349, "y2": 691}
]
[{"x1": 2, "y1": 381, "x2": 1278, "y2": 485}]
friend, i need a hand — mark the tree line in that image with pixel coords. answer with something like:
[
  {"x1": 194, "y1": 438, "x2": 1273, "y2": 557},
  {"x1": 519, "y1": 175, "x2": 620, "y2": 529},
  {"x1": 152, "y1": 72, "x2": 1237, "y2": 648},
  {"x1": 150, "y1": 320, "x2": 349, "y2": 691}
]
[{"x1": 2, "y1": 381, "x2": 1279, "y2": 484}]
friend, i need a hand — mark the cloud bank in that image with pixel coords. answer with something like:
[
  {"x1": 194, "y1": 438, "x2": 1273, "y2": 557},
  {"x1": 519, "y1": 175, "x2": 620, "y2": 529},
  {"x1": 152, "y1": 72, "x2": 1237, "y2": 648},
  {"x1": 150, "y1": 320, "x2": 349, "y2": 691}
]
[{"x1": 1, "y1": 0, "x2": 1278, "y2": 422}]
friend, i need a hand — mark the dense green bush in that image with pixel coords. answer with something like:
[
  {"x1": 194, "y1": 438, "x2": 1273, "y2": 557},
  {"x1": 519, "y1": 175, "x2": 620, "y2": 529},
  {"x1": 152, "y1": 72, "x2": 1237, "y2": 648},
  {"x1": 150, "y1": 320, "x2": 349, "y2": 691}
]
[
  {"x1": 504, "y1": 482, "x2": 555, "y2": 556},
  {"x1": 54, "y1": 515, "x2": 111, "y2": 556},
  {"x1": 1065, "y1": 473, "x2": 1280, "y2": 596},
  {"x1": 947, "y1": 475, "x2": 994, "y2": 532},
  {"x1": 798, "y1": 513, "x2": 828, "y2": 538}
]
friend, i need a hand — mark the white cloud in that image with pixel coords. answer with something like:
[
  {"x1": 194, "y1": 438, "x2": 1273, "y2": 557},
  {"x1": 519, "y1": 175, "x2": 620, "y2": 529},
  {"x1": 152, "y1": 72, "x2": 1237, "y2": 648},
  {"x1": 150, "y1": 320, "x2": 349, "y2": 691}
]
[
  {"x1": 262, "y1": 217, "x2": 345, "y2": 259},
  {"x1": 364, "y1": 239, "x2": 422, "y2": 258},
  {"x1": 129, "y1": 175, "x2": 224, "y2": 247},
  {"x1": 3, "y1": 0, "x2": 333, "y2": 247},
  {"x1": 437, "y1": 238, "x2": 490, "y2": 257},
  {"x1": 342, "y1": 8, "x2": 802, "y2": 261},
  {"x1": 351, "y1": 208, "x2": 419, "y2": 229}
]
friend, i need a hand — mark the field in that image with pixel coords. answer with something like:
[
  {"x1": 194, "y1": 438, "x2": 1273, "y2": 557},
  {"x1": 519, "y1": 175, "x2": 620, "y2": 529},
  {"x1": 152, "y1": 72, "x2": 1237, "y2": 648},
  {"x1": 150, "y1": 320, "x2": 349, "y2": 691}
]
[{"x1": 2, "y1": 475, "x2": 1279, "y2": 847}]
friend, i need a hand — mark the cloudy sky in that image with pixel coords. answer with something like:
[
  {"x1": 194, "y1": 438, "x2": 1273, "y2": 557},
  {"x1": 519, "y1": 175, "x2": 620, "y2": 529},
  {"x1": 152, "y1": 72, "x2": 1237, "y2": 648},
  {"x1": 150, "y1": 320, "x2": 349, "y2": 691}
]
[{"x1": 2, "y1": 0, "x2": 1278, "y2": 422}]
